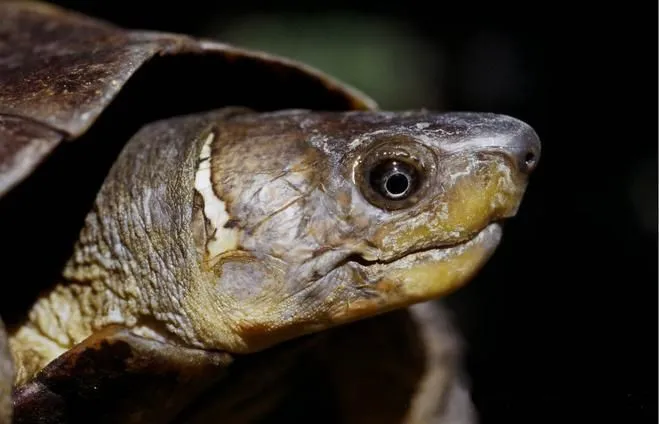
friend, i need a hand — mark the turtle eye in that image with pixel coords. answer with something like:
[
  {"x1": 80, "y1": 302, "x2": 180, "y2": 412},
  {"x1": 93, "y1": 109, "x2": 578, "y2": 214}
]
[
  {"x1": 357, "y1": 152, "x2": 427, "y2": 211},
  {"x1": 369, "y1": 159, "x2": 419, "y2": 200},
  {"x1": 352, "y1": 137, "x2": 433, "y2": 211}
]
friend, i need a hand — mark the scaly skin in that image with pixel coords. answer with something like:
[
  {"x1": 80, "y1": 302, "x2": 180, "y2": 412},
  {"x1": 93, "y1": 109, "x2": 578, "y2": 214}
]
[{"x1": 8, "y1": 108, "x2": 540, "y2": 422}]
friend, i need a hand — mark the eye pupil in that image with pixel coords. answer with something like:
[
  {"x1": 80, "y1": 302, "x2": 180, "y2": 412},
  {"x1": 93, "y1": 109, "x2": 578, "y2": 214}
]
[
  {"x1": 368, "y1": 159, "x2": 420, "y2": 202},
  {"x1": 385, "y1": 173, "x2": 409, "y2": 196}
]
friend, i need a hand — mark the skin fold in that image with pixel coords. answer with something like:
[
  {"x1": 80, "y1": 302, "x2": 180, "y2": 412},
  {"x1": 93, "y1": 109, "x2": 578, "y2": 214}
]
[{"x1": 6, "y1": 108, "x2": 540, "y2": 423}]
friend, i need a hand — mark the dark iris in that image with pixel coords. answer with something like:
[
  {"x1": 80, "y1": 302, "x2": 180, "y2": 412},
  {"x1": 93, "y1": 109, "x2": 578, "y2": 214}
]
[{"x1": 369, "y1": 159, "x2": 419, "y2": 200}]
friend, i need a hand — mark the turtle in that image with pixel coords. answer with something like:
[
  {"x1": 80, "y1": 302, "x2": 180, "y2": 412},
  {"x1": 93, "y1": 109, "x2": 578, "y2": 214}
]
[{"x1": 0, "y1": 1, "x2": 542, "y2": 424}]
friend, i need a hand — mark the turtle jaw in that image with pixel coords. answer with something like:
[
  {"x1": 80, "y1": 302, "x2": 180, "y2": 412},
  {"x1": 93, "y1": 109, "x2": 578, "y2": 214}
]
[
  {"x1": 192, "y1": 222, "x2": 500, "y2": 354},
  {"x1": 326, "y1": 222, "x2": 503, "y2": 324}
]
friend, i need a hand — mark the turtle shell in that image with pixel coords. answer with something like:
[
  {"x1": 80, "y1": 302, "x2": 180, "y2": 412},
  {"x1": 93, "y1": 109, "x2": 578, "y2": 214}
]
[
  {"x1": 0, "y1": 1, "x2": 376, "y2": 197},
  {"x1": 0, "y1": 1, "x2": 379, "y2": 423}
]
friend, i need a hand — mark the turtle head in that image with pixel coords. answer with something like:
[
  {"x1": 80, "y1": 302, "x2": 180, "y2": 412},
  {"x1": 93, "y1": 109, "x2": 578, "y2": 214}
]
[{"x1": 189, "y1": 110, "x2": 541, "y2": 352}]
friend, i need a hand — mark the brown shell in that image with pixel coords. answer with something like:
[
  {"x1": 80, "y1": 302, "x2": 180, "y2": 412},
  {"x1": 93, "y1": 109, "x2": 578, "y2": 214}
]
[
  {"x1": 11, "y1": 325, "x2": 323, "y2": 424},
  {"x1": 0, "y1": 0, "x2": 376, "y2": 198}
]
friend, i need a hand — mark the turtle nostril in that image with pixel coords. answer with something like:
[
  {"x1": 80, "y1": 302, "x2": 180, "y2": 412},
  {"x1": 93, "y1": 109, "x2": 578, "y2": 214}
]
[{"x1": 523, "y1": 151, "x2": 537, "y2": 173}]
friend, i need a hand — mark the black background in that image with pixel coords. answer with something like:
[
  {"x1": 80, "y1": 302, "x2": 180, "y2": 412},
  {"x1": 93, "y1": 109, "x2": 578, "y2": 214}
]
[{"x1": 39, "y1": 1, "x2": 659, "y2": 422}]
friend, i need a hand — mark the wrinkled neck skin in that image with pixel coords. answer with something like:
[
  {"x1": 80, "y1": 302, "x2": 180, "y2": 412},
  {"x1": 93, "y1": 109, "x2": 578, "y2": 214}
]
[
  {"x1": 9, "y1": 107, "x2": 537, "y2": 382},
  {"x1": 9, "y1": 110, "x2": 229, "y2": 382}
]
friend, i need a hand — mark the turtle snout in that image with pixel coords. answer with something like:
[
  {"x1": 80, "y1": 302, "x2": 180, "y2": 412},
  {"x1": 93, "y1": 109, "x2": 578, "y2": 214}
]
[{"x1": 499, "y1": 122, "x2": 541, "y2": 175}]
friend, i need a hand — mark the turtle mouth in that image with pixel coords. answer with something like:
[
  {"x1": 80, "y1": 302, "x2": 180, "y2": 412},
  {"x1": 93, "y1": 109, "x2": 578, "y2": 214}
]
[
  {"x1": 345, "y1": 221, "x2": 504, "y2": 271},
  {"x1": 295, "y1": 221, "x2": 504, "y2": 302},
  {"x1": 319, "y1": 222, "x2": 504, "y2": 325}
]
